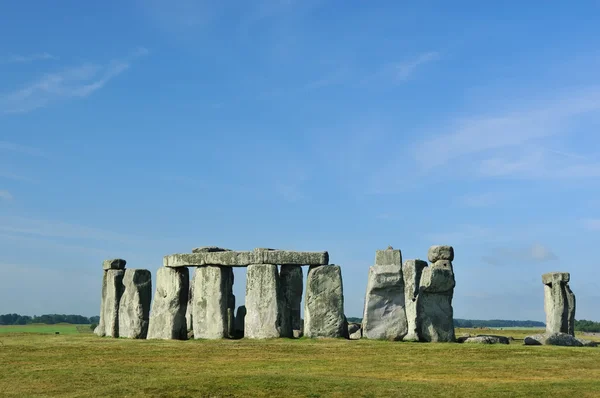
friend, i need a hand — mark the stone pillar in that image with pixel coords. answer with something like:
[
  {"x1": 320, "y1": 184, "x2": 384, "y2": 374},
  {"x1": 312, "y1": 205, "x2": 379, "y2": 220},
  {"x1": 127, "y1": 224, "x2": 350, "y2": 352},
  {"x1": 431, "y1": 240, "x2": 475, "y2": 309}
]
[
  {"x1": 362, "y1": 248, "x2": 407, "y2": 341},
  {"x1": 147, "y1": 267, "x2": 189, "y2": 340},
  {"x1": 245, "y1": 264, "x2": 281, "y2": 339},
  {"x1": 235, "y1": 305, "x2": 247, "y2": 337},
  {"x1": 192, "y1": 266, "x2": 233, "y2": 339},
  {"x1": 418, "y1": 246, "x2": 456, "y2": 342},
  {"x1": 118, "y1": 269, "x2": 152, "y2": 339},
  {"x1": 543, "y1": 272, "x2": 576, "y2": 336},
  {"x1": 185, "y1": 277, "x2": 194, "y2": 338},
  {"x1": 304, "y1": 265, "x2": 346, "y2": 338},
  {"x1": 279, "y1": 265, "x2": 303, "y2": 338},
  {"x1": 402, "y1": 259, "x2": 428, "y2": 341},
  {"x1": 95, "y1": 259, "x2": 126, "y2": 337}
]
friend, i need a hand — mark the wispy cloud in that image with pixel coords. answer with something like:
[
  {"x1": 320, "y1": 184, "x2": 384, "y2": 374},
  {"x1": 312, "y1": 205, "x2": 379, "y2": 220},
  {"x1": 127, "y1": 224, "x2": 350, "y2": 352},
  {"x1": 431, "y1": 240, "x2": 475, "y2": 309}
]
[
  {"x1": 0, "y1": 190, "x2": 13, "y2": 201},
  {"x1": 394, "y1": 51, "x2": 440, "y2": 82},
  {"x1": 0, "y1": 52, "x2": 57, "y2": 64},
  {"x1": 482, "y1": 243, "x2": 557, "y2": 266},
  {"x1": 0, "y1": 47, "x2": 149, "y2": 114}
]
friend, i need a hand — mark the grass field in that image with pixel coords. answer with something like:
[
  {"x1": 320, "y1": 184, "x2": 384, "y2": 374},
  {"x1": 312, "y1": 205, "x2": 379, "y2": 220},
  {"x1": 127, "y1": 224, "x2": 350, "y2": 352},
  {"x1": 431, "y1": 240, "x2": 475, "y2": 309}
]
[
  {"x1": 0, "y1": 328, "x2": 599, "y2": 397},
  {"x1": 0, "y1": 323, "x2": 91, "y2": 334}
]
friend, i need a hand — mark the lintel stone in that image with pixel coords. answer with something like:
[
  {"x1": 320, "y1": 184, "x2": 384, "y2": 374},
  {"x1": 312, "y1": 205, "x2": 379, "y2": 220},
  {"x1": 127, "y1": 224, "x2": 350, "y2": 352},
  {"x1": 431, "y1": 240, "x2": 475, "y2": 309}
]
[{"x1": 163, "y1": 249, "x2": 329, "y2": 267}]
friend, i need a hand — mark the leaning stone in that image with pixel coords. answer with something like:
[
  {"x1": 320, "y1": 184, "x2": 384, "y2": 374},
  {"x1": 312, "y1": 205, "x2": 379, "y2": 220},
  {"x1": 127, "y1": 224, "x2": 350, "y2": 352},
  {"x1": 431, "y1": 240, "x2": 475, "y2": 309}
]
[
  {"x1": 418, "y1": 259, "x2": 456, "y2": 342},
  {"x1": 279, "y1": 265, "x2": 303, "y2": 338},
  {"x1": 304, "y1": 265, "x2": 346, "y2": 338},
  {"x1": 245, "y1": 264, "x2": 281, "y2": 339},
  {"x1": 374, "y1": 248, "x2": 402, "y2": 266},
  {"x1": 147, "y1": 267, "x2": 189, "y2": 340},
  {"x1": 402, "y1": 259, "x2": 428, "y2": 341},
  {"x1": 99, "y1": 269, "x2": 125, "y2": 337},
  {"x1": 427, "y1": 246, "x2": 454, "y2": 262},
  {"x1": 192, "y1": 266, "x2": 233, "y2": 339},
  {"x1": 192, "y1": 247, "x2": 231, "y2": 253},
  {"x1": 118, "y1": 269, "x2": 152, "y2": 339},
  {"x1": 362, "y1": 264, "x2": 407, "y2": 341},
  {"x1": 102, "y1": 258, "x2": 126, "y2": 270},
  {"x1": 235, "y1": 305, "x2": 246, "y2": 337}
]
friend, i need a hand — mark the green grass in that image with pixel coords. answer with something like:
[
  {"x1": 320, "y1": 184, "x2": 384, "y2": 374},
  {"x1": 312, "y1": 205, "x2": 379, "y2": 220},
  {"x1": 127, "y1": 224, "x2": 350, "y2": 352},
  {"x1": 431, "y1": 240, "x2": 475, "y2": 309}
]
[
  {"x1": 0, "y1": 323, "x2": 90, "y2": 334},
  {"x1": 0, "y1": 329, "x2": 599, "y2": 397}
]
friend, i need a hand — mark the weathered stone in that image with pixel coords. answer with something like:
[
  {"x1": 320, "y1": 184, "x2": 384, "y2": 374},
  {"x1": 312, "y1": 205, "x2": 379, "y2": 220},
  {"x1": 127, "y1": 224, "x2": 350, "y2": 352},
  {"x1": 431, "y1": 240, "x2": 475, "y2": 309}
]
[
  {"x1": 102, "y1": 258, "x2": 126, "y2": 270},
  {"x1": 192, "y1": 247, "x2": 231, "y2": 253},
  {"x1": 293, "y1": 329, "x2": 303, "y2": 339},
  {"x1": 118, "y1": 269, "x2": 152, "y2": 339},
  {"x1": 96, "y1": 269, "x2": 125, "y2": 337},
  {"x1": 245, "y1": 264, "x2": 281, "y2": 339},
  {"x1": 418, "y1": 256, "x2": 456, "y2": 342},
  {"x1": 304, "y1": 265, "x2": 346, "y2": 338},
  {"x1": 375, "y1": 248, "x2": 402, "y2": 266},
  {"x1": 192, "y1": 266, "x2": 233, "y2": 339},
  {"x1": 402, "y1": 259, "x2": 428, "y2": 341},
  {"x1": 163, "y1": 249, "x2": 329, "y2": 267},
  {"x1": 523, "y1": 335, "x2": 544, "y2": 345},
  {"x1": 427, "y1": 246, "x2": 454, "y2": 262},
  {"x1": 185, "y1": 273, "x2": 195, "y2": 333},
  {"x1": 347, "y1": 322, "x2": 362, "y2": 340},
  {"x1": 577, "y1": 338, "x2": 598, "y2": 347},
  {"x1": 147, "y1": 267, "x2": 189, "y2": 340},
  {"x1": 362, "y1": 263, "x2": 407, "y2": 341},
  {"x1": 525, "y1": 332, "x2": 587, "y2": 347},
  {"x1": 235, "y1": 305, "x2": 246, "y2": 337},
  {"x1": 457, "y1": 335, "x2": 510, "y2": 344},
  {"x1": 280, "y1": 265, "x2": 303, "y2": 338},
  {"x1": 543, "y1": 272, "x2": 576, "y2": 336}
]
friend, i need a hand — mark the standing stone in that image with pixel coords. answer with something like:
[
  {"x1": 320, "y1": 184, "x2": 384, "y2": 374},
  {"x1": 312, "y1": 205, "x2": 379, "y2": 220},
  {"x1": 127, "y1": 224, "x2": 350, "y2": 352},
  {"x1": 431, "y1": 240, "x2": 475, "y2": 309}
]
[
  {"x1": 118, "y1": 269, "x2": 152, "y2": 339},
  {"x1": 147, "y1": 267, "x2": 189, "y2": 340},
  {"x1": 543, "y1": 272, "x2": 576, "y2": 336},
  {"x1": 245, "y1": 264, "x2": 281, "y2": 339},
  {"x1": 362, "y1": 249, "x2": 407, "y2": 341},
  {"x1": 280, "y1": 265, "x2": 303, "y2": 338},
  {"x1": 304, "y1": 265, "x2": 346, "y2": 338},
  {"x1": 98, "y1": 269, "x2": 125, "y2": 337},
  {"x1": 185, "y1": 275, "x2": 194, "y2": 336},
  {"x1": 418, "y1": 249, "x2": 456, "y2": 343},
  {"x1": 192, "y1": 266, "x2": 233, "y2": 339},
  {"x1": 235, "y1": 305, "x2": 247, "y2": 337},
  {"x1": 402, "y1": 259, "x2": 428, "y2": 341}
]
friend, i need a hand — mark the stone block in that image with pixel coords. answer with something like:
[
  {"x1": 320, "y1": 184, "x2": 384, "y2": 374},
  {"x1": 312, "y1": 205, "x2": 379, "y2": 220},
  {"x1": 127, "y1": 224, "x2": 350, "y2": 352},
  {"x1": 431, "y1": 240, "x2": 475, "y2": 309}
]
[
  {"x1": 118, "y1": 269, "x2": 152, "y2": 339},
  {"x1": 402, "y1": 259, "x2": 428, "y2": 341},
  {"x1": 99, "y1": 269, "x2": 125, "y2": 338},
  {"x1": 279, "y1": 265, "x2": 303, "y2": 338},
  {"x1": 192, "y1": 266, "x2": 233, "y2": 339},
  {"x1": 102, "y1": 258, "x2": 126, "y2": 270},
  {"x1": 375, "y1": 249, "x2": 402, "y2": 266},
  {"x1": 163, "y1": 249, "x2": 329, "y2": 267},
  {"x1": 245, "y1": 264, "x2": 281, "y2": 339},
  {"x1": 147, "y1": 267, "x2": 189, "y2": 340},
  {"x1": 304, "y1": 265, "x2": 346, "y2": 338},
  {"x1": 427, "y1": 246, "x2": 454, "y2": 262}
]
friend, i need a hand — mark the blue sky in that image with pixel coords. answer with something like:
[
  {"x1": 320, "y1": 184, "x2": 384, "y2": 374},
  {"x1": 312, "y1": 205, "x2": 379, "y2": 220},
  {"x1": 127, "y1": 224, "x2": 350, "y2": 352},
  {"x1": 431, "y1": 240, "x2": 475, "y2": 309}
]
[{"x1": 1, "y1": 1, "x2": 600, "y2": 321}]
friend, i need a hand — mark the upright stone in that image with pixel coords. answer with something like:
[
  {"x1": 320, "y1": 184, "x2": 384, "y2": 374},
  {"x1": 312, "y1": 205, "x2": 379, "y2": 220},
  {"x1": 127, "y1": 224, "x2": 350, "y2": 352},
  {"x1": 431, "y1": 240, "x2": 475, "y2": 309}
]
[
  {"x1": 418, "y1": 247, "x2": 456, "y2": 342},
  {"x1": 280, "y1": 265, "x2": 303, "y2": 338},
  {"x1": 147, "y1": 267, "x2": 189, "y2": 340},
  {"x1": 101, "y1": 269, "x2": 125, "y2": 337},
  {"x1": 402, "y1": 259, "x2": 428, "y2": 341},
  {"x1": 192, "y1": 266, "x2": 233, "y2": 339},
  {"x1": 245, "y1": 264, "x2": 281, "y2": 339},
  {"x1": 95, "y1": 259, "x2": 126, "y2": 337},
  {"x1": 362, "y1": 249, "x2": 407, "y2": 340},
  {"x1": 118, "y1": 269, "x2": 152, "y2": 339},
  {"x1": 543, "y1": 272, "x2": 576, "y2": 336},
  {"x1": 185, "y1": 279, "x2": 194, "y2": 336},
  {"x1": 235, "y1": 305, "x2": 247, "y2": 337},
  {"x1": 304, "y1": 265, "x2": 346, "y2": 338}
]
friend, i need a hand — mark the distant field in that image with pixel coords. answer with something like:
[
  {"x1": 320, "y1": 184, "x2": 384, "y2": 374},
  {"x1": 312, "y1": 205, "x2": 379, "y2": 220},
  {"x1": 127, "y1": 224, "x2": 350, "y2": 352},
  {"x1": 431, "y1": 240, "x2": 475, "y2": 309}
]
[
  {"x1": 0, "y1": 323, "x2": 91, "y2": 334},
  {"x1": 0, "y1": 329, "x2": 599, "y2": 397}
]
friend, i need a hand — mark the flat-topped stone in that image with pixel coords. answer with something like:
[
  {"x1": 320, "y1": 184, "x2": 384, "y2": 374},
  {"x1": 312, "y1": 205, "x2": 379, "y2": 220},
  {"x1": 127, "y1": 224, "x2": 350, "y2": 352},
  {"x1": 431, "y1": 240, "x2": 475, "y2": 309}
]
[
  {"x1": 375, "y1": 248, "x2": 402, "y2": 266},
  {"x1": 427, "y1": 246, "x2": 454, "y2": 263},
  {"x1": 192, "y1": 247, "x2": 231, "y2": 253},
  {"x1": 103, "y1": 259, "x2": 126, "y2": 270},
  {"x1": 542, "y1": 272, "x2": 570, "y2": 285},
  {"x1": 164, "y1": 249, "x2": 329, "y2": 267}
]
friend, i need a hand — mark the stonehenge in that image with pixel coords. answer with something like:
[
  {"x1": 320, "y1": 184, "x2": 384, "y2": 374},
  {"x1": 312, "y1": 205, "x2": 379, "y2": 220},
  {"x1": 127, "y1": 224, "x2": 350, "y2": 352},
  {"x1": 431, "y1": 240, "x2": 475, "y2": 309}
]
[
  {"x1": 542, "y1": 272, "x2": 576, "y2": 335},
  {"x1": 304, "y1": 265, "x2": 347, "y2": 338},
  {"x1": 118, "y1": 269, "x2": 152, "y2": 339},
  {"x1": 245, "y1": 264, "x2": 281, "y2": 339},
  {"x1": 192, "y1": 266, "x2": 233, "y2": 339},
  {"x1": 147, "y1": 267, "x2": 189, "y2": 340}
]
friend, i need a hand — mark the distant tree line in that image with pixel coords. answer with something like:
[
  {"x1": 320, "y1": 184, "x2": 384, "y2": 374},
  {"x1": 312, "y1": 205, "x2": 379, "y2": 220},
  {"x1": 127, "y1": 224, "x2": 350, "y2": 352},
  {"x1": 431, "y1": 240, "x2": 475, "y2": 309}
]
[
  {"x1": 454, "y1": 319, "x2": 545, "y2": 328},
  {"x1": 0, "y1": 313, "x2": 100, "y2": 325},
  {"x1": 574, "y1": 319, "x2": 600, "y2": 333}
]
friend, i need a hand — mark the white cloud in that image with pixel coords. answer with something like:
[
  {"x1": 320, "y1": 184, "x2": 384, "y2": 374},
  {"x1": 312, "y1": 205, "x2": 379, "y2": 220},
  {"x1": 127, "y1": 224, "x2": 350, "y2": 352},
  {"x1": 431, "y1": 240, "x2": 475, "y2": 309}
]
[
  {"x1": 0, "y1": 52, "x2": 57, "y2": 64},
  {"x1": 0, "y1": 48, "x2": 148, "y2": 114},
  {"x1": 0, "y1": 190, "x2": 13, "y2": 200},
  {"x1": 482, "y1": 243, "x2": 557, "y2": 266}
]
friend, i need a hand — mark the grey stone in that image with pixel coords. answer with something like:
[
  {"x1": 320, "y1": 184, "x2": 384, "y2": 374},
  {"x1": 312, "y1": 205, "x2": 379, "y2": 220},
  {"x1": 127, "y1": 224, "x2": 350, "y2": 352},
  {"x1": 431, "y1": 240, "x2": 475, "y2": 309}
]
[
  {"x1": 163, "y1": 249, "x2": 329, "y2": 267},
  {"x1": 147, "y1": 267, "x2": 189, "y2": 340},
  {"x1": 235, "y1": 305, "x2": 246, "y2": 337},
  {"x1": 402, "y1": 259, "x2": 428, "y2": 341},
  {"x1": 118, "y1": 269, "x2": 152, "y2": 339},
  {"x1": 102, "y1": 258, "x2": 126, "y2": 270},
  {"x1": 192, "y1": 266, "x2": 233, "y2": 339},
  {"x1": 543, "y1": 272, "x2": 576, "y2": 336},
  {"x1": 525, "y1": 332, "x2": 589, "y2": 347},
  {"x1": 576, "y1": 338, "x2": 598, "y2": 347},
  {"x1": 348, "y1": 322, "x2": 362, "y2": 340},
  {"x1": 418, "y1": 256, "x2": 456, "y2": 342},
  {"x1": 293, "y1": 329, "x2": 303, "y2": 338},
  {"x1": 362, "y1": 264, "x2": 407, "y2": 341},
  {"x1": 192, "y1": 247, "x2": 231, "y2": 253},
  {"x1": 304, "y1": 265, "x2": 346, "y2": 338},
  {"x1": 524, "y1": 335, "x2": 544, "y2": 345},
  {"x1": 185, "y1": 274, "x2": 195, "y2": 333},
  {"x1": 279, "y1": 265, "x2": 303, "y2": 338},
  {"x1": 96, "y1": 269, "x2": 125, "y2": 338},
  {"x1": 374, "y1": 248, "x2": 402, "y2": 266},
  {"x1": 457, "y1": 335, "x2": 510, "y2": 344},
  {"x1": 427, "y1": 246, "x2": 454, "y2": 262},
  {"x1": 245, "y1": 264, "x2": 281, "y2": 339}
]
